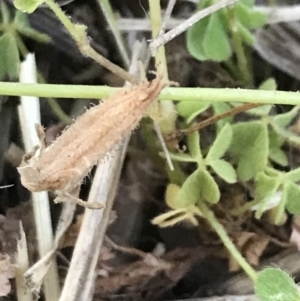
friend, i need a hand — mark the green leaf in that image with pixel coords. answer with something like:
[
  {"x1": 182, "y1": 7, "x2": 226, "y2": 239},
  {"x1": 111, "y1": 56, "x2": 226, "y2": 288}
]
[
  {"x1": 0, "y1": 33, "x2": 20, "y2": 80},
  {"x1": 285, "y1": 168, "x2": 300, "y2": 183},
  {"x1": 199, "y1": 169, "x2": 220, "y2": 204},
  {"x1": 269, "y1": 147, "x2": 288, "y2": 167},
  {"x1": 187, "y1": 17, "x2": 210, "y2": 61},
  {"x1": 272, "y1": 106, "x2": 300, "y2": 128},
  {"x1": 176, "y1": 101, "x2": 210, "y2": 123},
  {"x1": 274, "y1": 184, "x2": 289, "y2": 225},
  {"x1": 230, "y1": 122, "x2": 269, "y2": 181},
  {"x1": 285, "y1": 180, "x2": 300, "y2": 215},
  {"x1": 254, "y1": 172, "x2": 281, "y2": 219},
  {"x1": 165, "y1": 183, "x2": 181, "y2": 210},
  {"x1": 259, "y1": 78, "x2": 277, "y2": 91},
  {"x1": 202, "y1": 11, "x2": 232, "y2": 61},
  {"x1": 240, "y1": 0, "x2": 254, "y2": 7},
  {"x1": 212, "y1": 102, "x2": 233, "y2": 131},
  {"x1": 206, "y1": 123, "x2": 232, "y2": 161},
  {"x1": 210, "y1": 159, "x2": 237, "y2": 183},
  {"x1": 187, "y1": 131, "x2": 202, "y2": 160},
  {"x1": 235, "y1": 2, "x2": 267, "y2": 29},
  {"x1": 255, "y1": 268, "x2": 300, "y2": 301},
  {"x1": 176, "y1": 168, "x2": 220, "y2": 207},
  {"x1": 14, "y1": 0, "x2": 45, "y2": 13}
]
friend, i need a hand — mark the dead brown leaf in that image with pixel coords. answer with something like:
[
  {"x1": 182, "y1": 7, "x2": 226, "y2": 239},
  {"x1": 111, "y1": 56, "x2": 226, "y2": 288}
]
[{"x1": 0, "y1": 253, "x2": 15, "y2": 297}]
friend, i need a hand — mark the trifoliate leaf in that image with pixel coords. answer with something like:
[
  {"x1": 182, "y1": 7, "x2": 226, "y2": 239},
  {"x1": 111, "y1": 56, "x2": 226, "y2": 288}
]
[
  {"x1": 285, "y1": 168, "x2": 300, "y2": 183},
  {"x1": 255, "y1": 268, "x2": 300, "y2": 301},
  {"x1": 0, "y1": 33, "x2": 20, "y2": 80},
  {"x1": 254, "y1": 172, "x2": 281, "y2": 218},
  {"x1": 176, "y1": 101, "x2": 210, "y2": 124},
  {"x1": 206, "y1": 123, "x2": 232, "y2": 161},
  {"x1": 209, "y1": 159, "x2": 237, "y2": 183},
  {"x1": 14, "y1": 0, "x2": 45, "y2": 13},
  {"x1": 285, "y1": 180, "x2": 300, "y2": 215},
  {"x1": 187, "y1": 131, "x2": 202, "y2": 161},
  {"x1": 202, "y1": 11, "x2": 232, "y2": 61}
]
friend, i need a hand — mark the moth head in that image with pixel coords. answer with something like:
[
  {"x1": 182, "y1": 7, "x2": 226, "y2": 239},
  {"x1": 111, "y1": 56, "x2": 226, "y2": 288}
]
[{"x1": 17, "y1": 165, "x2": 42, "y2": 192}]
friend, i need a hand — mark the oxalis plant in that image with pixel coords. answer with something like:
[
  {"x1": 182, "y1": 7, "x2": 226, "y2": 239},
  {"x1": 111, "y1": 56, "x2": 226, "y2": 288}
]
[{"x1": 2, "y1": 0, "x2": 300, "y2": 300}]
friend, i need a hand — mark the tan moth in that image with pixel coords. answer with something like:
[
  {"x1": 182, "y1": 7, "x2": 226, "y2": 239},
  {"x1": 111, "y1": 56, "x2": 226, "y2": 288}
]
[{"x1": 17, "y1": 77, "x2": 165, "y2": 209}]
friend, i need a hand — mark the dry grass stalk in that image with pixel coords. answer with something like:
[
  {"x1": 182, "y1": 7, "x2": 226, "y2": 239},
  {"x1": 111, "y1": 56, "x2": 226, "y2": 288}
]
[{"x1": 17, "y1": 78, "x2": 165, "y2": 209}]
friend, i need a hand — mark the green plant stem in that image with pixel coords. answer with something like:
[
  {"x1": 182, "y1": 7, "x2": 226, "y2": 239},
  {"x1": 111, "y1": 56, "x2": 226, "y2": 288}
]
[
  {"x1": 197, "y1": 201, "x2": 257, "y2": 281},
  {"x1": 96, "y1": 0, "x2": 130, "y2": 68},
  {"x1": 3, "y1": 82, "x2": 300, "y2": 105},
  {"x1": 45, "y1": 0, "x2": 138, "y2": 84},
  {"x1": 149, "y1": 0, "x2": 176, "y2": 134},
  {"x1": 227, "y1": 7, "x2": 253, "y2": 87}
]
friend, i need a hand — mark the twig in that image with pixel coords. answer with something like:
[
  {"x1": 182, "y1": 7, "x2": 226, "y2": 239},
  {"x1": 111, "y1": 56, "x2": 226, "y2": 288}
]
[
  {"x1": 149, "y1": 0, "x2": 238, "y2": 53},
  {"x1": 15, "y1": 222, "x2": 33, "y2": 301},
  {"x1": 167, "y1": 103, "x2": 261, "y2": 141},
  {"x1": 18, "y1": 53, "x2": 60, "y2": 300},
  {"x1": 159, "y1": 0, "x2": 177, "y2": 36}
]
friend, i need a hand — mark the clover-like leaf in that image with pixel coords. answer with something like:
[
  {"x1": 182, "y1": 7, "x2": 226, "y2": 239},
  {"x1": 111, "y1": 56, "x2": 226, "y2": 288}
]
[
  {"x1": 14, "y1": 0, "x2": 45, "y2": 13},
  {"x1": 255, "y1": 268, "x2": 300, "y2": 301},
  {"x1": 274, "y1": 183, "x2": 289, "y2": 225},
  {"x1": 176, "y1": 101, "x2": 210, "y2": 124},
  {"x1": 202, "y1": 11, "x2": 232, "y2": 61},
  {"x1": 206, "y1": 123, "x2": 232, "y2": 162},
  {"x1": 285, "y1": 180, "x2": 300, "y2": 215},
  {"x1": 0, "y1": 33, "x2": 20, "y2": 80},
  {"x1": 209, "y1": 159, "x2": 237, "y2": 183}
]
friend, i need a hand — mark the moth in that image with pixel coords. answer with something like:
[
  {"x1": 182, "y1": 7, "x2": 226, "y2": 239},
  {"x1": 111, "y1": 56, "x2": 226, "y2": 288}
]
[{"x1": 17, "y1": 77, "x2": 165, "y2": 209}]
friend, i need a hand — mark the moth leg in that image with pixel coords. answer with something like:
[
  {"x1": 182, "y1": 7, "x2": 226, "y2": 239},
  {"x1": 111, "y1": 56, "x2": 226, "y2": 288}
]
[
  {"x1": 54, "y1": 192, "x2": 104, "y2": 209},
  {"x1": 35, "y1": 124, "x2": 46, "y2": 152}
]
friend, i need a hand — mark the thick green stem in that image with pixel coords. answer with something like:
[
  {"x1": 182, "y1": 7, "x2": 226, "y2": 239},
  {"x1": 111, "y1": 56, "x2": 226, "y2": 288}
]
[
  {"x1": 2, "y1": 82, "x2": 300, "y2": 105},
  {"x1": 198, "y1": 201, "x2": 258, "y2": 281}
]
